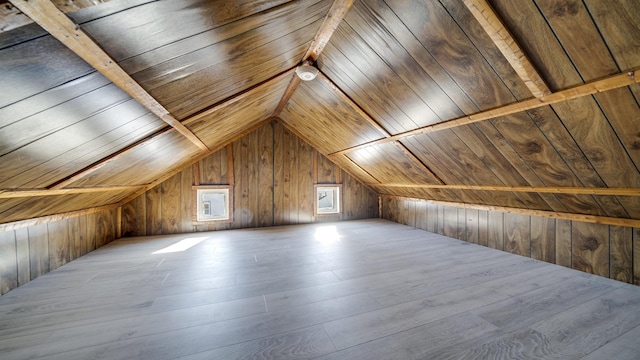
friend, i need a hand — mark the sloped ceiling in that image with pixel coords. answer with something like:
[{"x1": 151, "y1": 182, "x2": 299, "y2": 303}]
[{"x1": 1, "y1": 0, "x2": 639, "y2": 225}]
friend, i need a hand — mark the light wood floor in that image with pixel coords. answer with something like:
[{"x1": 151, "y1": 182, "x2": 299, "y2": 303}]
[{"x1": 1, "y1": 219, "x2": 640, "y2": 359}]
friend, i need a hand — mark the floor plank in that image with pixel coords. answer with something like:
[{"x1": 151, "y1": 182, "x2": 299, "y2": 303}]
[{"x1": 0, "y1": 219, "x2": 638, "y2": 359}]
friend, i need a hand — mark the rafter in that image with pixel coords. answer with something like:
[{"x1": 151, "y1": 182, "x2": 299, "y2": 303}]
[
  {"x1": 303, "y1": 0, "x2": 354, "y2": 62},
  {"x1": 0, "y1": 186, "x2": 144, "y2": 199},
  {"x1": 329, "y1": 69, "x2": 640, "y2": 157},
  {"x1": 462, "y1": 0, "x2": 550, "y2": 97},
  {"x1": 9, "y1": 0, "x2": 209, "y2": 152},
  {"x1": 371, "y1": 183, "x2": 640, "y2": 197},
  {"x1": 273, "y1": 0, "x2": 355, "y2": 117}
]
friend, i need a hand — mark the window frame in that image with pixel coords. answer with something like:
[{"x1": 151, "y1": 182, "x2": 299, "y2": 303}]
[
  {"x1": 313, "y1": 184, "x2": 342, "y2": 216},
  {"x1": 192, "y1": 185, "x2": 234, "y2": 224}
]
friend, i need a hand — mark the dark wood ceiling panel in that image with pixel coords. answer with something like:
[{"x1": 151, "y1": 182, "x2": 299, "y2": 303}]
[
  {"x1": 0, "y1": 107, "x2": 163, "y2": 189},
  {"x1": 347, "y1": 143, "x2": 441, "y2": 185},
  {"x1": 0, "y1": 191, "x2": 127, "y2": 224},
  {"x1": 62, "y1": 131, "x2": 203, "y2": 187},
  {"x1": 80, "y1": 0, "x2": 330, "y2": 119},
  {"x1": 488, "y1": 0, "x2": 640, "y2": 218},
  {"x1": 0, "y1": 35, "x2": 94, "y2": 108},
  {"x1": 185, "y1": 74, "x2": 290, "y2": 148},
  {"x1": 279, "y1": 77, "x2": 386, "y2": 154},
  {"x1": 78, "y1": 0, "x2": 294, "y2": 61}
]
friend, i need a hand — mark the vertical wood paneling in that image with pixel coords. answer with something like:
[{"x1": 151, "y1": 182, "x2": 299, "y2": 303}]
[
  {"x1": 610, "y1": 226, "x2": 633, "y2": 283},
  {"x1": 273, "y1": 122, "x2": 285, "y2": 226},
  {"x1": 86, "y1": 213, "x2": 97, "y2": 252},
  {"x1": 247, "y1": 130, "x2": 259, "y2": 228},
  {"x1": 0, "y1": 230, "x2": 17, "y2": 295},
  {"x1": 48, "y1": 219, "x2": 69, "y2": 270},
  {"x1": 258, "y1": 123, "x2": 274, "y2": 227},
  {"x1": 0, "y1": 208, "x2": 120, "y2": 295},
  {"x1": 478, "y1": 210, "x2": 488, "y2": 246},
  {"x1": 437, "y1": 205, "x2": 445, "y2": 235},
  {"x1": 135, "y1": 194, "x2": 146, "y2": 237},
  {"x1": 121, "y1": 199, "x2": 137, "y2": 237},
  {"x1": 382, "y1": 197, "x2": 638, "y2": 285},
  {"x1": 14, "y1": 228, "x2": 30, "y2": 286},
  {"x1": 118, "y1": 123, "x2": 378, "y2": 236},
  {"x1": 426, "y1": 203, "x2": 437, "y2": 232},
  {"x1": 443, "y1": 206, "x2": 458, "y2": 238},
  {"x1": 416, "y1": 201, "x2": 427, "y2": 230},
  {"x1": 634, "y1": 228, "x2": 640, "y2": 286},
  {"x1": 67, "y1": 216, "x2": 81, "y2": 260},
  {"x1": 180, "y1": 167, "x2": 194, "y2": 233},
  {"x1": 28, "y1": 224, "x2": 49, "y2": 280},
  {"x1": 146, "y1": 186, "x2": 162, "y2": 235},
  {"x1": 488, "y1": 211, "x2": 504, "y2": 250},
  {"x1": 298, "y1": 137, "x2": 313, "y2": 223},
  {"x1": 504, "y1": 213, "x2": 530, "y2": 257},
  {"x1": 160, "y1": 173, "x2": 181, "y2": 234},
  {"x1": 531, "y1": 216, "x2": 556, "y2": 263},
  {"x1": 457, "y1": 208, "x2": 466, "y2": 241},
  {"x1": 466, "y1": 209, "x2": 478, "y2": 244},
  {"x1": 556, "y1": 219, "x2": 572, "y2": 267},
  {"x1": 572, "y1": 222, "x2": 609, "y2": 278}
]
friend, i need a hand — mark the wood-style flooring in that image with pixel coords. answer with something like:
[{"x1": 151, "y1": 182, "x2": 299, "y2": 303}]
[{"x1": 1, "y1": 219, "x2": 639, "y2": 359}]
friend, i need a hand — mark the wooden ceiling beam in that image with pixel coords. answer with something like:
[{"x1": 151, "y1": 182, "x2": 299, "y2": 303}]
[
  {"x1": 329, "y1": 69, "x2": 640, "y2": 157},
  {"x1": 0, "y1": 186, "x2": 144, "y2": 199},
  {"x1": 371, "y1": 183, "x2": 640, "y2": 197},
  {"x1": 303, "y1": 0, "x2": 354, "y2": 62},
  {"x1": 9, "y1": 0, "x2": 209, "y2": 152},
  {"x1": 462, "y1": 0, "x2": 551, "y2": 97},
  {"x1": 272, "y1": 71, "x2": 302, "y2": 117},
  {"x1": 273, "y1": 0, "x2": 355, "y2": 117},
  {"x1": 382, "y1": 195, "x2": 640, "y2": 228}
]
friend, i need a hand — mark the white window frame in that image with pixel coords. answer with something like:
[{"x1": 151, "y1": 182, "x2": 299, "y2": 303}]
[
  {"x1": 314, "y1": 184, "x2": 342, "y2": 216},
  {"x1": 192, "y1": 185, "x2": 233, "y2": 224}
]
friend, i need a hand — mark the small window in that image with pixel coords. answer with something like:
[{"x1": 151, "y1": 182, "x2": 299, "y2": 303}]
[
  {"x1": 193, "y1": 186, "x2": 233, "y2": 223},
  {"x1": 314, "y1": 185, "x2": 341, "y2": 215}
]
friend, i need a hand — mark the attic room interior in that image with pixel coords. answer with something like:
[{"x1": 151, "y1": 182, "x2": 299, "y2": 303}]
[{"x1": 1, "y1": 0, "x2": 640, "y2": 358}]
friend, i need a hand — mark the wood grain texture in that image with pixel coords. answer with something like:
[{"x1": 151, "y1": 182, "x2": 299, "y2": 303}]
[
  {"x1": 504, "y1": 212, "x2": 531, "y2": 257},
  {"x1": 462, "y1": 0, "x2": 550, "y2": 97},
  {"x1": 0, "y1": 230, "x2": 17, "y2": 295},
  {"x1": 531, "y1": 216, "x2": 555, "y2": 263},
  {"x1": 382, "y1": 197, "x2": 638, "y2": 284},
  {"x1": 556, "y1": 219, "x2": 571, "y2": 268},
  {"x1": 572, "y1": 221, "x2": 609, "y2": 277},
  {"x1": 609, "y1": 226, "x2": 633, "y2": 283},
  {"x1": 635, "y1": 228, "x2": 640, "y2": 286},
  {"x1": 123, "y1": 121, "x2": 377, "y2": 233}
]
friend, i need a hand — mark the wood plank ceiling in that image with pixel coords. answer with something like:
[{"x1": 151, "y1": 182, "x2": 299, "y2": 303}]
[{"x1": 0, "y1": 0, "x2": 639, "y2": 225}]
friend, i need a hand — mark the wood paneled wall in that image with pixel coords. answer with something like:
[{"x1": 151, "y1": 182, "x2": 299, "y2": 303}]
[
  {"x1": 383, "y1": 197, "x2": 640, "y2": 286},
  {"x1": 121, "y1": 121, "x2": 378, "y2": 236},
  {"x1": 0, "y1": 207, "x2": 118, "y2": 295}
]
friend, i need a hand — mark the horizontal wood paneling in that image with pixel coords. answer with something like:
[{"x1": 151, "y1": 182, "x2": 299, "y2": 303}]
[
  {"x1": 122, "y1": 121, "x2": 378, "y2": 235},
  {"x1": 383, "y1": 196, "x2": 640, "y2": 285},
  {"x1": 0, "y1": 207, "x2": 117, "y2": 296}
]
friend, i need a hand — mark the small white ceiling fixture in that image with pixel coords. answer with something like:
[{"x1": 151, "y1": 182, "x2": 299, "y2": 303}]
[{"x1": 296, "y1": 64, "x2": 319, "y2": 81}]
